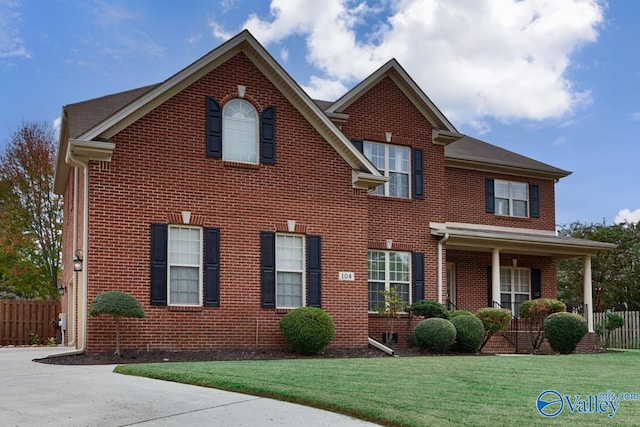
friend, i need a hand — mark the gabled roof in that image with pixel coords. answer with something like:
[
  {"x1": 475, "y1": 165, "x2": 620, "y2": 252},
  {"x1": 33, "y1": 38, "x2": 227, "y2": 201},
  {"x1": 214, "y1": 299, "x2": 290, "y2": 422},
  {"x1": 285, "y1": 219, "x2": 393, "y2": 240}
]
[
  {"x1": 55, "y1": 30, "x2": 386, "y2": 194},
  {"x1": 326, "y1": 59, "x2": 463, "y2": 145},
  {"x1": 445, "y1": 135, "x2": 571, "y2": 180}
]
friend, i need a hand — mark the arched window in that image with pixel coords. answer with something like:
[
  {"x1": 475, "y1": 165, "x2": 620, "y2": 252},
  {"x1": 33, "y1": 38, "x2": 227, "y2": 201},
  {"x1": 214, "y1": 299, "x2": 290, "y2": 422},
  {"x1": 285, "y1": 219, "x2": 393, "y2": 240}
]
[{"x1": 223, "y1": 99, "x2": 258, "y2": 163}]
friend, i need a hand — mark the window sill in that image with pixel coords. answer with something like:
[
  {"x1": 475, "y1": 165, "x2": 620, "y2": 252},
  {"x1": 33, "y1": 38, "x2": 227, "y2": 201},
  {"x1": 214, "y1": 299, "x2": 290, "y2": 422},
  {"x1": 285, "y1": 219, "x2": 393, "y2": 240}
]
[
  {"x1": 223, "y1": 161, "x2": 260, "y2": 170},
  {"x1": 366, "y1": 194, "x2": 413, "y2": 202},
  {"x1": 168, "y1": 305, "x2": 204, "y2": 312}
]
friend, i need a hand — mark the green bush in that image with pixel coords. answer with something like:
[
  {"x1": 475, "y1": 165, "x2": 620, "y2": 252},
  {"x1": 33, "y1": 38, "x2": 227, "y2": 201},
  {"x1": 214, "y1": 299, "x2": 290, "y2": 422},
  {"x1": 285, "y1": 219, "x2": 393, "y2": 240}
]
[
  {"x1": 520, "y1": 299, "x2": 566, "y2": 351},
  {"x1": 413, "y1": 317, "x2": 456, "y2": 353},
  {"x1": 407, "y1": 300, "x2": 448, "y2": 319},
  {"x1": 476, "y1": 307, "x2": 513, "y2": 352},
  {"x1": 476, "y1": 308, "x2": 512, "y2": 333},
  {"x1": 279, "y1": 307, "x2": 335, "y2": 354},
  {"x1": 450, "y1": 315, "x2": 484, "y2": 353},
  {"x1": 89, "y1": 291, "x2": 145, "y2": 356},
  {"x1": 544, "y1": 312, "x2": 588, "y2": 354},
  {"x1": 448, "y1": 310, "x2": 474, "y2": 319}
]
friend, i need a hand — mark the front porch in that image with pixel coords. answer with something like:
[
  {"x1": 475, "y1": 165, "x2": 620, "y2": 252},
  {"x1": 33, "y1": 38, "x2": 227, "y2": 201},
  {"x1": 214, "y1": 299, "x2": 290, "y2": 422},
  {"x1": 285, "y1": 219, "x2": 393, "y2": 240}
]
[{"x1": 431, "y1": 222, "x2": 616, "y2": 334}]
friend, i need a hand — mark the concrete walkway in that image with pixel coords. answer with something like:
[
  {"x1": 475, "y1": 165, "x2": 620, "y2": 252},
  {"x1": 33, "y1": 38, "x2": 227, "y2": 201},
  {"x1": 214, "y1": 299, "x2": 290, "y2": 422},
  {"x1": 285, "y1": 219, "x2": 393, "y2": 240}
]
[{"x1": 0, "y1": 347, "x2": 379, "y2": 427}]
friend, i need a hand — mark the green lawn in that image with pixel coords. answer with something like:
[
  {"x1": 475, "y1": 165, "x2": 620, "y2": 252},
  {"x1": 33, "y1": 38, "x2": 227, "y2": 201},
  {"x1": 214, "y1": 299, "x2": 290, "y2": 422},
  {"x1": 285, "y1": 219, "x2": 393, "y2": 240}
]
[{"x1": 115, "y1": 350, "x2": 640, "y2": 427}]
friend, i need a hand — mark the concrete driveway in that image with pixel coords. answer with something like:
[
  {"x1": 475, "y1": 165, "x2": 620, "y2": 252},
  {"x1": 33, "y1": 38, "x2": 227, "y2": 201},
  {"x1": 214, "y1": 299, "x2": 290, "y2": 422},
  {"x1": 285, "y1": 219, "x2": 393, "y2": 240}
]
[{"x1": 0, "y1": 347, "x2": 379, "y2": 426}]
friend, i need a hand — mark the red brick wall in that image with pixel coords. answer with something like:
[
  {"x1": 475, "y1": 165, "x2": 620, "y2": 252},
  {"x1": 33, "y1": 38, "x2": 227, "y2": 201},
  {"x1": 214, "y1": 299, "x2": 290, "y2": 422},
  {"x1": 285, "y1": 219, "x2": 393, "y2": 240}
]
[
  {"x1": 84, "y1": 52, "x2": 373, "y2": 353},
  {"x1": 446, "y1": 166, "x2": 557, "y2": 231},
  {"x1": 338, "y1": 76, "x2": 449, "y2": 335}
]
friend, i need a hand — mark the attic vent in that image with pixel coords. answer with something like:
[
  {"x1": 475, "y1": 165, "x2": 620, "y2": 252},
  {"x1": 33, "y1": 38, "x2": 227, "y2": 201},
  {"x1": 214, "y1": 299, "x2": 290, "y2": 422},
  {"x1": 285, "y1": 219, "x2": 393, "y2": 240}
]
[{"x1": 99, "y1": 161, "x2": 111, "y2": 171}]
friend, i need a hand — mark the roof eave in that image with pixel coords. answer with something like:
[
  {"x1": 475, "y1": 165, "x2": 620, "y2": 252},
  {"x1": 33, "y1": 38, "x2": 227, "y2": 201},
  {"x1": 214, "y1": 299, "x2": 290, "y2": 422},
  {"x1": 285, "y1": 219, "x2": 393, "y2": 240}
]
[{"x1": 445, "y1": 157, "x2": 571, "y2": 181}]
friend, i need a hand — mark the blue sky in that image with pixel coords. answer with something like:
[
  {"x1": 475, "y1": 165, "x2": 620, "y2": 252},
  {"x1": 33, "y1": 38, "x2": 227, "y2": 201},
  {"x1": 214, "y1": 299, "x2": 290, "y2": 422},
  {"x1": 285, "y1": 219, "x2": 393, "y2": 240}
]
[{"x1": 1, "y1": 0, "x2": 638, "y2": 226}]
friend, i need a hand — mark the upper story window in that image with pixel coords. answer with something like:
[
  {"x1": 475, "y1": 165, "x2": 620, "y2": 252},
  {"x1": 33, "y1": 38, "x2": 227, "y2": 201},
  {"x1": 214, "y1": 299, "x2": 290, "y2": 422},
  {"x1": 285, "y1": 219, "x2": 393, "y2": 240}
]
[
  {"x1": 495, "y1": 180, "x2": 528, "y2": 217},
  {"x1": 223, "y1": 99, "x2": 258, "y2": 164},
  {"x1": 367, "y1": 250, "x2": 411, "y2": 311},
  {"x1": 206, "y1": 97, "x2": 276, "y2": 164},
  {"x1": 485, "y1": 179, "x2": 539, "y2": 218},
  {"x1": 364, "y1": 142, "x2": 410, "y2": 198},
  {"x1": 168, "y1": 225, "x2": 202, "y2": 306}
]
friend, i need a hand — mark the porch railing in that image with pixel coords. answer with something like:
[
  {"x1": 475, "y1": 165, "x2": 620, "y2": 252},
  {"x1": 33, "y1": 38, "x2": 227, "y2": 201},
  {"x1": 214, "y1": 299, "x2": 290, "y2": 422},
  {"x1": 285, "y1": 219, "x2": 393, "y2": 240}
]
[{"x1": 493, "y1": 300, "x2": 521, "y2": 353}]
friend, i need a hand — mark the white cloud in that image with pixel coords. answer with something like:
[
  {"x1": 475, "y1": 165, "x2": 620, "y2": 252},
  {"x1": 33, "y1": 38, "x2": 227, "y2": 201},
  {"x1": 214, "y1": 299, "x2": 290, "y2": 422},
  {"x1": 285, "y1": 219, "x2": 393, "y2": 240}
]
[
  {"x1": 188, "y1": 34, "x2": 203, "y2": 46},
  {"x1": 52, "y1": 117, "x2": 61, "y2": 142},
  {"x1": 280, "y1": 47, "x2": 289, "y2": 62},
  {"x1": 301, "y1": 75, "x2": 348, "y2": 101},
  {"x1": 209, "y1": 0, "x2": 604, "y2": 128},
  {"x1": 615, "y1": 208, "x2": 640, "y2": 224},
  {"x1": 0, "y1": 0, "x2": 31, "y2": 59},
  {"x1": 88, "y1": 0, "x2": 136, "y2": 28}
]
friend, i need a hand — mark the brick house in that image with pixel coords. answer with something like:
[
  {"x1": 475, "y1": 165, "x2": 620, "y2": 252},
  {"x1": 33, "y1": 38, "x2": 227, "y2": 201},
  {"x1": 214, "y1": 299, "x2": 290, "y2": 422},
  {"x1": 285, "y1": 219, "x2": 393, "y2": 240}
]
[{"x1": 54, "y1": 30, "x2": 613, "y2": 354}]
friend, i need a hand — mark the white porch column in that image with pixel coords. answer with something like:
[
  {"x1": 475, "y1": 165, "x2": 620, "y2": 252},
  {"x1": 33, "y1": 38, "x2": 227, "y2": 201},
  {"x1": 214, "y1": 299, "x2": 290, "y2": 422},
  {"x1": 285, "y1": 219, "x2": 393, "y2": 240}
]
[
  {"x1": 492, "y1": 249, "x2": 501, "y2": 307},
  {"x1": 583, "y1": 255, "x2": 594, "y2": 332}
]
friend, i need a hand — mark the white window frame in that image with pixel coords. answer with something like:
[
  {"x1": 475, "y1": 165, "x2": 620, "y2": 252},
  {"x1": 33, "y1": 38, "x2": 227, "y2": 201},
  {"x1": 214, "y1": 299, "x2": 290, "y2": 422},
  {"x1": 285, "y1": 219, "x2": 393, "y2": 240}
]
[
  {"x1": 222, "y1": 99, "x2": 259, "y2": 164},
  {"x1": 167, "y1": 225, "x2": 203, "y2": 306},
  {"x1": 494, "y1": 179, "x2": 529, "y2": 217},
  {"x1": 276, "y1": 233, "x2": 306, "y2": 309},
  {"x1": 363, "y1": 141, "x2": 410, "y2": 198},
  {"x1": 499, "y1": 267, "x2": 530, "y2": 316},
  {"x1": 367, "y1": 250, "x2": 412, "y2": 312}
]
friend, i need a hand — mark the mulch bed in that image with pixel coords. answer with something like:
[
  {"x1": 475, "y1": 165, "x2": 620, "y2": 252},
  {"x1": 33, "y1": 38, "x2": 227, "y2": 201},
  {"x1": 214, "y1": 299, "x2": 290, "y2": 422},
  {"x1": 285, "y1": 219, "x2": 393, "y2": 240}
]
[{"x1": 35, "y1": 346, "x2": 425, "y2": 365}]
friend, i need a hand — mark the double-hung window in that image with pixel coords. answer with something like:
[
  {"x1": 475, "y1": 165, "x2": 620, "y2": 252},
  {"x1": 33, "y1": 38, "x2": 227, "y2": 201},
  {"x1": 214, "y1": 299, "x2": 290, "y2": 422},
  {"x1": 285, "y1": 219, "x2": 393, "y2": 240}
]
[
  {"x1": 222, "y1": 99, "x2": 258, "y2": 164},
  {"x1": 363, "y1": 142, "x2": 410, "y2": 198},
  {"x1": 500, "y1": 267, "x2": 530, "y2": 316},
  {"x1": 368, "y1": 250, "x2": 411, "y2": 311},
  {"x1": 494, "y1": 180, "x2": 529, "y2": 217},
  {"x1": 276, "y1": 234, "x2": 305, "y2": 308},
  {"x1": 168, "y1": 226, "x2": 202, "y2": 305}
]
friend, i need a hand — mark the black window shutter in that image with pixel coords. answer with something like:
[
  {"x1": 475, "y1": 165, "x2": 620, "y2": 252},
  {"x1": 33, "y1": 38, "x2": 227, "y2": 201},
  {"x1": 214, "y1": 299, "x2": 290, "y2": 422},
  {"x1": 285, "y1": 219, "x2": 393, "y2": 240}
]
[
  {"x1": 206, "y1": 97, "x2": 222, "y2": 158},
  {"x1": 485, "y1": 179, "x2": 495, "y2": 213},
  {"x1": 307, "y1": 235, "x2": 322, "y2": 308},
  {"x1": 352, "y1": 139, "x2": 363, "y2": 153},
  {"x1": 203, "y1": 227, "x2": 221, "y2": 307},
  {"x1": 150, "y1": 224, "x2": 168, "y2": 306},
  {"x1": 260, "y1": 106, "x2": 276, "y2": 164},
  {"x1": 487, "y1": 266, "x2": 492, "y2": 307},
  {"x1": 531, "y1": 268, "x2": 542, "y2": 299},
  {"x1": 413, "y1": 252, "x2": 425, "y2": 303},
  {"x1": 260, "y1": 232, "x2": 276, "y2": 308},
  {"x1": 412, "y1": 148, "x2": 424, "y2": 200},
  {"x1": 530, "y1": 184, "x2": 540, "y2": 218}
]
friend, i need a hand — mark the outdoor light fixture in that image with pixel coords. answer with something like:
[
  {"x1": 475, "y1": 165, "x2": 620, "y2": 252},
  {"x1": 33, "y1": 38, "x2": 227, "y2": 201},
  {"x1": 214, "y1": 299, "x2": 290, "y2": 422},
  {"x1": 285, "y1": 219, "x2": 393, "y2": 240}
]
[
  {"x1": 73, "y1": 249, "x2": 83, "y2": 272},
  {"x1": 57, "y1": 282, "x2": 66, "y2": 295}
]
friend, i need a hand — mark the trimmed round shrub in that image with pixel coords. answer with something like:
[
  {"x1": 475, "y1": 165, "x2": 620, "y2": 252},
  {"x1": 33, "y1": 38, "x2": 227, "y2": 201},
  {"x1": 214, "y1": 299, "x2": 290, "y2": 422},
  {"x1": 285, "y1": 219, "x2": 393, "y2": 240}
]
[
  {"x1": 450, "y1": 315, "x2": 484, "y2": 353},
  {"x1": 544, "y1": 312, "x2": 588, "y2": 354},
  {"x1": 448, "y1": 310, "x2": 474, "y2": 320},
  {"x1": 407, "y1": 300, "x2": 448, "y2": 319},
  {"x1": 476, "y1": 308, "x2": 512, "y2": 333},
  {"x1": 279, "y1": 307, "x2": 335, "y2": 354},
  {"x1": 413, "y1": 317, "x2": 456, "y2": 353}
]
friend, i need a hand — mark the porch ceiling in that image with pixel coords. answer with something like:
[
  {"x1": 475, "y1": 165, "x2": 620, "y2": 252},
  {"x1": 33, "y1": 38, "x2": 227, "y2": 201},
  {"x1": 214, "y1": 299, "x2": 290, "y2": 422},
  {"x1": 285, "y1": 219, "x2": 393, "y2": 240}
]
[{"x1": 430, "y1": 223, "x2": 616, "y2": 259}]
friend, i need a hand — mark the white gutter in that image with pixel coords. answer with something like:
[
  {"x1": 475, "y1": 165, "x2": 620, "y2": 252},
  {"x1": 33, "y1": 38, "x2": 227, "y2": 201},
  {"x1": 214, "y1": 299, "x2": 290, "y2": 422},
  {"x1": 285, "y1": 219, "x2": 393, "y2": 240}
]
[
  {"x1": 437, "y1": 233, "x2": 449, "y2": 304},
  {"x1": 368, "y1": 337, "x2": 395, "y2": 356}
]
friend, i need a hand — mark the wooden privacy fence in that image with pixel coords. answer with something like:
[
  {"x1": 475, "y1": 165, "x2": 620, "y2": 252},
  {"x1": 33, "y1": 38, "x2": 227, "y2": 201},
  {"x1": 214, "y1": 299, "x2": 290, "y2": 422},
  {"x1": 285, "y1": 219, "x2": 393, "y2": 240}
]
[
  {"x1": 0, "y1": 300, "x2": 61, "y2": 346},
  {"x1": 594, "y1": 311, "x2": 640, "y2": 349}
]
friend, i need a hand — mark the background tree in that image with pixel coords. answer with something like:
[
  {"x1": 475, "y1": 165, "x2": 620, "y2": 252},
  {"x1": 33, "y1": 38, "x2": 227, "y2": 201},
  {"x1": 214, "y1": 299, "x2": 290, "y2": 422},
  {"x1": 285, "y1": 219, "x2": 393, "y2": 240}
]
[
  {"x1": 0, "y1": 121, "x2": 62, "y2": 299},
  {"x1": 557, "y1": 221, "x2": 640, "y2": 311}
]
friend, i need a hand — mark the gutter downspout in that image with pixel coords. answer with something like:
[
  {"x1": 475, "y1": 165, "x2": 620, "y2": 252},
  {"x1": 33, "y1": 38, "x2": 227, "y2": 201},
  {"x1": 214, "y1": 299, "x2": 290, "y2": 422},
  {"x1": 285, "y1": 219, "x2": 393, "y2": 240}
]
[
  {"x1": 51, "y1": 146, "x2": 89, "y2": 357},
  {"x1": 437, "y1": 233, "x2": 449, "y2": 305},
  {"x1": 368, "y1": 337, "x2": 395, "y2": 356}
]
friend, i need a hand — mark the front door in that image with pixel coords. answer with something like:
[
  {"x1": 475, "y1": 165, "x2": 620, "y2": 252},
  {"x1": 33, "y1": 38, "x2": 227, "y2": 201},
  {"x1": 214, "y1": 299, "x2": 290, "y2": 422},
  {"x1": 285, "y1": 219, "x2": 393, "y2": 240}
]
[{"x1": 446, "y1": 262, "x2": 456, "y2": 309}]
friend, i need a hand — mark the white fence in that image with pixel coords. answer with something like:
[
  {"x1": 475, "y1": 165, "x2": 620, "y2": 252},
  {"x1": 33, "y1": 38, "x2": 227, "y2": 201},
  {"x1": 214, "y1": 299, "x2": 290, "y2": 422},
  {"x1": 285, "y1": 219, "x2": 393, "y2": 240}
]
[{"x1": 594, "y1": 311, "x2": 640, "y2": 349}]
